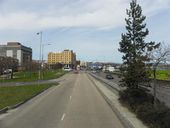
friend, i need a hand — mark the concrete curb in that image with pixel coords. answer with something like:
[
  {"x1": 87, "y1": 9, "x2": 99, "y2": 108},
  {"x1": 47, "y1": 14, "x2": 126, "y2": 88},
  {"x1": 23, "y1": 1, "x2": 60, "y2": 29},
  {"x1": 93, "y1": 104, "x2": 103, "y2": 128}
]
[
  {"x1": 0, "y1": 85, "x2": 57, "y2": 115},
  {"x1": 88, "y1": 74, "x2": 147, "y2": 128},
  {"x1": 93, "y1": 81, "x2": 135, "y2": 128},
  {"x1": 88, "y1": 74, "x2": 134, "y2": 128},
  {"x1": 0, "y1": 107, "x2": 9, "y2": 114}
]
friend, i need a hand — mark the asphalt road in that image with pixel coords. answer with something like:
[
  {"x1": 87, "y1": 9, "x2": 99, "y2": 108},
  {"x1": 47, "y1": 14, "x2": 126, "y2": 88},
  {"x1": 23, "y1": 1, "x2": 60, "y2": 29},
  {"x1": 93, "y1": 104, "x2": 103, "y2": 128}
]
[
  {"x1": 95, "y1": 71, "x2": 122, "y2": 85},
  {"x1": 94, "y1": 71, "x2": 170, "y2": 108},
  {"x1": 0, "y1": 72, "x2": 124, "y2": 128}
]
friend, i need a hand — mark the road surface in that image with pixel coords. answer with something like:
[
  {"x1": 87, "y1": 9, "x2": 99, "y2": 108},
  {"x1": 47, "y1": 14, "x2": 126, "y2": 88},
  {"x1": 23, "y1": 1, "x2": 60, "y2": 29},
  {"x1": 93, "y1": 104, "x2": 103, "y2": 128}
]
[
  {"x1": 94, "y1": 71, "x2": 170, "y2": 108},
  {"x1": 0, "y1": 72, "x2": 124, "y2": 128},
  {"x1": 95, "y1": 71, "x2": 122, "y2": 85}
]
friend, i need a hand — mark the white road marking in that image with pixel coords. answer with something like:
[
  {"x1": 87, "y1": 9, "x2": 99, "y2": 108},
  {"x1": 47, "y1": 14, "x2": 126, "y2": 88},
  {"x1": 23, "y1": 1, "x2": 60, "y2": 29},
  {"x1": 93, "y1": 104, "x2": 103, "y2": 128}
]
[
  {"x1": 70, "y1": 96, "x2": 72, "y2": 100},
  {"x1": 61, "y1": 113, "x2": 66, "y2": 121}
]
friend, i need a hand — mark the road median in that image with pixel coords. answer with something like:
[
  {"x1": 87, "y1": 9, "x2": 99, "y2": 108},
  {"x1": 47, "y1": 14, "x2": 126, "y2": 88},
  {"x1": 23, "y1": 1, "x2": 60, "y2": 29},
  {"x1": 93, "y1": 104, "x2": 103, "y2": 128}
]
[{"x1": 88, "y1": 73, "x2": 148, "y2": 128}]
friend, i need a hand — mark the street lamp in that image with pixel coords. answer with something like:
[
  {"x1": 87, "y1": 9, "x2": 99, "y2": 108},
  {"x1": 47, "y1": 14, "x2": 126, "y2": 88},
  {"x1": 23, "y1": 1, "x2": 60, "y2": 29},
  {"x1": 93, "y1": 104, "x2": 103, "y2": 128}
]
[
  {"x1": 37, "y1": 31, "x2": 42, "y2": 80},
  {"x1": 42, "y1": 43, "x2": 51, "y2": 71}
]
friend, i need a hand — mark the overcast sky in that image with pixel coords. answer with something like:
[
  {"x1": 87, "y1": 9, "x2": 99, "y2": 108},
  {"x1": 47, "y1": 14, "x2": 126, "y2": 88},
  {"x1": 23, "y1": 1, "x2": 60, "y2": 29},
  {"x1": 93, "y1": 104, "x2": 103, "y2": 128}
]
[{"x1": 0, "y1": 0, "x2": 169, "y2": 63}]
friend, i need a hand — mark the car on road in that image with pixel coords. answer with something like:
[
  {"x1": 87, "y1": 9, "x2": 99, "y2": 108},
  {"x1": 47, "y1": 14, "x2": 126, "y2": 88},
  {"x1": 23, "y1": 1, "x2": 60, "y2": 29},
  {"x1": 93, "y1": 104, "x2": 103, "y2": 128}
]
[
  {"x1": 92, "y1": 70, "x2": 96, "y2": 73},
  {"x1": 105, "y1": 74, "x2": 114, "y2": 79},
  {"x1": 74, "y1": 70, "x2": 79, "y2": 74}
]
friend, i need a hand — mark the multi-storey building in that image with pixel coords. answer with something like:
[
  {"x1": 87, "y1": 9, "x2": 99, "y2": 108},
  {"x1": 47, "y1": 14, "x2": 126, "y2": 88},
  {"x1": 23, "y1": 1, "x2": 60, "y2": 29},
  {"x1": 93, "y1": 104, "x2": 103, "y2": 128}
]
[
  {"x1": 0, "y1": 42, "x2": 32, "y2": 66},
  {"x1": 48, "y1": 49, "x2": 76, "y2": 68}
]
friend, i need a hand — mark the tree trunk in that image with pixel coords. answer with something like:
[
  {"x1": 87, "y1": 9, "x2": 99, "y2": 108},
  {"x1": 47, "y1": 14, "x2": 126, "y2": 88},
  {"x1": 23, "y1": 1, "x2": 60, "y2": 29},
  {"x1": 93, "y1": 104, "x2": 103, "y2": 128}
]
[
  {"x1": 153, "y1": 68, "x2": 157, "y2": 107},
  {"x1": 11, "y1": 69, "x2": 13, "y2": 79}
]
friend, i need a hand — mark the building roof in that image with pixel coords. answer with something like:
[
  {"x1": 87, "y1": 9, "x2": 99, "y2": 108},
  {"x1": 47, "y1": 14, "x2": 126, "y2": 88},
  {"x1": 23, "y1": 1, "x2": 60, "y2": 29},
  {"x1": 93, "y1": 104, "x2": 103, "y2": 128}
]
[{"x1": 7, "y1": 42, "x2": 21, "y2": 46}]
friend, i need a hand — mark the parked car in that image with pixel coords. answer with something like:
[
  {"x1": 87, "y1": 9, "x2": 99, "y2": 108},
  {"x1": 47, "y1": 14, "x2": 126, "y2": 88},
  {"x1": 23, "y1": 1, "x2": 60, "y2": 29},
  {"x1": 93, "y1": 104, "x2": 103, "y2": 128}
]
[
  {"x1": 3, "y1": 69, "x2": 12, "y2": 74},
  {"x1": 63, "y1": 67, "x2": 72, "y2": 71},
  {"x1": 105, "y1": 74, "x2": 113, "y2": 79}
]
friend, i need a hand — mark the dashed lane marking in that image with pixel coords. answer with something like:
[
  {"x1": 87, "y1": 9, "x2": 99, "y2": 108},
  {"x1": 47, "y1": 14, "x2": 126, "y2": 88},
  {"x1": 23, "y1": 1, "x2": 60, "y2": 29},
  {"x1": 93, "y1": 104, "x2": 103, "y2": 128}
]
[{"x1": 61, "y1": 113, "x2": 66, "y2": 121}]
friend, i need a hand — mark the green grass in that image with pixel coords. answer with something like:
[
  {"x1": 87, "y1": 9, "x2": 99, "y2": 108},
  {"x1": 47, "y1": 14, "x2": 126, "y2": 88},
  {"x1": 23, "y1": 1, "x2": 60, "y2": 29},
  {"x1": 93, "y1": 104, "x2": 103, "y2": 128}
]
[
  {"x1": 111, "y1": 70, "x2": 170, "y2": 81},
  {"x1": 0, "y1": 83, "x2": 57, "y2": 109},
  {"x1": 0, "y1": 69, "x2": 66, "y2": 82},
  {"x1": 151, "y1": 70, "x2": 170, "y2": 81}
]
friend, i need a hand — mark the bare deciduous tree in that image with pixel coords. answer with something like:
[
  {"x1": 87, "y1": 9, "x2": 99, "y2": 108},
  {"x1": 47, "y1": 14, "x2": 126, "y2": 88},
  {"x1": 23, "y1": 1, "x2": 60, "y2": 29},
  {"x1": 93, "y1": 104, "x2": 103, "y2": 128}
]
[
  {"x1": 149, "y1": 43, "x2": 170, "y2": 107},
  {"x1": 0, "y1": 56, "x2": 18, "y2": 79}
]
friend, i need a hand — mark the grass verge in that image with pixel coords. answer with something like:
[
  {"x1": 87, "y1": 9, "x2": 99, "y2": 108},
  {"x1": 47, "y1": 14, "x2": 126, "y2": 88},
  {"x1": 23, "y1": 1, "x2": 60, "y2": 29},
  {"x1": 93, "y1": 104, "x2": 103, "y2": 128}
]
[
  {"x1": 0, "y1": 83, "x2": 57, "y2": 109},
  {"x1": 0, "y1": 69, "x2": 66, "y2": 82},
  {"x1": 153, "y1": 70, "x2": 170, "y2": 81}
]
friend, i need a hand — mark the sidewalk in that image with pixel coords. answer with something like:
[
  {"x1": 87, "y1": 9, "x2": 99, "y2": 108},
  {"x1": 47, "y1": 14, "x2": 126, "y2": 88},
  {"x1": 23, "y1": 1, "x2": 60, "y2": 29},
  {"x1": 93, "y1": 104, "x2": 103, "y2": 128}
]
[
  {"x1": 88, "y1": 74, "x2": 148, "y2": 128},
  {"x1": 0, "y1": 75, "x2": 66, "y2": 86}
]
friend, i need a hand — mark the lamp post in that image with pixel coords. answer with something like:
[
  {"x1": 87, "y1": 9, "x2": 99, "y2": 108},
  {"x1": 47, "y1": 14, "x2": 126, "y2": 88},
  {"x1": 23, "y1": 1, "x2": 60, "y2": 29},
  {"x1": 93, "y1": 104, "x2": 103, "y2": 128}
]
[
  {"x1": 37, "y1": 31, "x2": 43, "y2": 80},
  {"x1": 42, "y1": 43, "x2": 51, "y2": 68},
  {"x1": 41, "y1": 43, "x2": 51, "y2": 79}
]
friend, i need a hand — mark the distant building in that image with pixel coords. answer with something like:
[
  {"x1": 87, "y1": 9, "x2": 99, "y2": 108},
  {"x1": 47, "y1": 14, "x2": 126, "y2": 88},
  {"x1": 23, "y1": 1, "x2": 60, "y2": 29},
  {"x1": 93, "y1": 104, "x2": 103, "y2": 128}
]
[
  {"x1": 102, "y1": 65, "x2": 115, "y2": 72},
  {"x1": 76, "y1": 60, "x2": 80, "y2": 66},
  {"x1": 80, "y1": 61, "x2": 87, "y2": 67},
  {"x1": 48, "y1": 49, "x2": 76, "y2": 68},
  {"x1": 0, "y1": 42, "x2": 32, "y2": 66}
]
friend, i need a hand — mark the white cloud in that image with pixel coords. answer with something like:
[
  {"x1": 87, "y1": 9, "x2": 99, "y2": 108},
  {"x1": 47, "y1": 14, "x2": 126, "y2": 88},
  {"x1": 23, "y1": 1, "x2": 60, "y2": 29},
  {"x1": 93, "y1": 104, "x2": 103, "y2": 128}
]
[
  {"x1": 0, "y1": 0, "x2": 169, "y2": 30},
  {"x1": 140, "y1": 0, "x2": 170, "y2": 16},
  {"x1": 0, "y1": 12, "x2": 38, "y2": 30}
]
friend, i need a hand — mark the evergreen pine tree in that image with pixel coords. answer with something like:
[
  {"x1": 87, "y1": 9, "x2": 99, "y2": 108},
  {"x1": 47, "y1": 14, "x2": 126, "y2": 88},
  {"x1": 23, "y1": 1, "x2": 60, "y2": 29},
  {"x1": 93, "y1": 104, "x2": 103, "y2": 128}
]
[{"x1": 119, "y1": 0, "x2": 159, "y2": 89}]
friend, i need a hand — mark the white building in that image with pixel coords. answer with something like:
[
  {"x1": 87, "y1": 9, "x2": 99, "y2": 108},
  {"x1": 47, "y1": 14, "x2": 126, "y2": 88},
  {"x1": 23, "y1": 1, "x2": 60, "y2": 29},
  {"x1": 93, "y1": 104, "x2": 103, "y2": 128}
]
[{"x1": 0, "y1": 42, "x2": 32, "y2": 66}]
